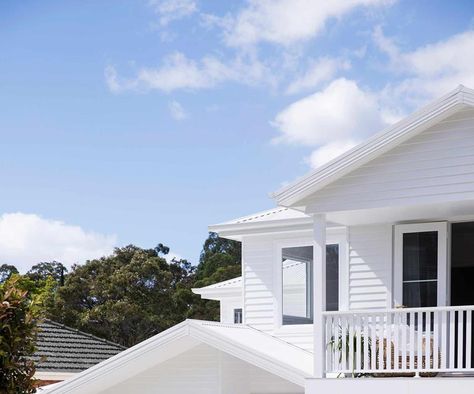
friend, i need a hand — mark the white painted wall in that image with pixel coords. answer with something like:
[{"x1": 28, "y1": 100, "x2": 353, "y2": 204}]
[
  {"x1": 348, "y1": 224, "x2": 392, "y2": 310},
  {"x1": 241, "y1": 224, "x2": 392, "y2": 352},
  {"x1": 307, "y1": 108, "x2": 474, "y2": 213},
  {"x1": 101, "y1": 344, "x2": 303, "y2": 394},
  {"x1": 220, "y1": 297, "x2": 242, "y2": 324}
]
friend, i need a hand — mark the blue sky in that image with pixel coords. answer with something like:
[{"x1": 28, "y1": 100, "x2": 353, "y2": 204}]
[{"x1": 0, "y1": 0, "x2": 473, "y2": 271}]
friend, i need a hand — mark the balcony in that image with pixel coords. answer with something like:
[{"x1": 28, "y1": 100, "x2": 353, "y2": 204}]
[{"x1": 323, "y1": 305, "x2": 474, "y2": 376}]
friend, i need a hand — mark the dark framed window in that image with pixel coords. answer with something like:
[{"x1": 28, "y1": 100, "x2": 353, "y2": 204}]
[{"x1": 234, "y1": 308, "x2": 243, "y2": 324}]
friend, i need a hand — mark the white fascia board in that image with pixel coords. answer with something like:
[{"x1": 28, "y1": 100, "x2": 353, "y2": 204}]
[
  {"x1": 192, "y1": 286, "x2": 242, "y2": 300},
  {"x1": 35, "y1": 371, "x2": 77, "y2": 381},
  {"x1": 209, "y1": 216, "x2": 315, "y2": 240},
  {"x1": 272, "y1": 85, "x2": 474, "y2": 208}
]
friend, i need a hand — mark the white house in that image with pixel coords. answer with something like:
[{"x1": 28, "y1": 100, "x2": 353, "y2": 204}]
[{"x1": 47, "y1": 85, "x2": 474, "y2": 393}]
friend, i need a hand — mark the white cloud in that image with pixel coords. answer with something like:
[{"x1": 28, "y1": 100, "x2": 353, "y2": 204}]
[
  {"x1": 0, "y1": 213, "x2": 116, "y2": 273},
  {"x1": 286, "y1": 57, "x2": 351, "y2": 95},
  {"x1": 374, "y1": 28, "x2": 474, "y2": 107},
  {"x1": 221, "y1": 0, "x2": 394, "y2": 47},
  {"x1": 168, "y1": 100, "x2": 187, "y2": 120},
  {"x1": 106, "y1": 52, "x2": 273, "y2": 93},
  {"x1": 273, "y1": 78, "x2": 390, "y2": 146},
  {"x1": 149, "y1": 0, "x2": 197, "y2": 26},
  {"x1": 307, "y1": 139, "x2": 358, "y2": 169}
]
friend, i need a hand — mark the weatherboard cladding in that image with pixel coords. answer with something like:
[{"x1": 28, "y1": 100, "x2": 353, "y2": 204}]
[{"x1": 32, "y1": 320, "x2": 125, "y2": 372}]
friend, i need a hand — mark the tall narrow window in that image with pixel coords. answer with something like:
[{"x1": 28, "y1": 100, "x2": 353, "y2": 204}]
[
  {"x1": 282, "y1": 246, "x2": 313, "y2": 325},
  {"x1": 234, "y1": 308, "x2": 243, "y2": 324},
  {"x1": 402, "y1": 231, "x2": 438, "y2": 307},
  {"x1": 394, "y1": 222, "x2": 447, "y2": 308},
  {"x1": 282, "y1": 244, "x2": 339, "y2": 325},
  {"x1": 326, "y1": 244, "x2": 339, "y2": 312}
]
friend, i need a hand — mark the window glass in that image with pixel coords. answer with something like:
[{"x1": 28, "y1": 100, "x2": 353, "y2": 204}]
[
  {"x1": 233, "y1": 308, "x2": 242, "y2": 324},
  {"x1": 282, "y1": 246, "x2": 313, "y2": 325},
  {"x1": 326, "y1": 244, "x2": 339, "y2": 312},
  {"x1": 402, "y1": 231, "x2": 438, "y2": 307},
  {"x1": 282, "y1": 244, "x2": 339, "y2": 325}
]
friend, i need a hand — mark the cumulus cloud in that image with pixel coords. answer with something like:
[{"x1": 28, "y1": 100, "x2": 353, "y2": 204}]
[
  {"x1": 286, "y1": 57, "x2": 351, "y2": 95},
  {"x1": 220, "y1": 0, "x2": 394, "y2": 47},
  {"x1": 375, "y1": 28, "x2": 474, "y2": 107},
  {"x1": 148, "y1": 0, "x2": 197, "y2": 26},
  {"x1": 105, "y1": 52, "x2": 273, "y2": 93},
  {"x1": 168, "y1": 100, "x2": 187, "y2": 120},
  {"x1": 0, "y1": 213, "x2": 116, "y2": 273},
  {"x1": 273, "y1": 78, "x2": 389, "y2": 146},
  {"x1": 307, "y1": 139, "x2": 358, "y2": 169},
  {"x1": 273, "y1": 28, "x2": 474, "y2": 170}
]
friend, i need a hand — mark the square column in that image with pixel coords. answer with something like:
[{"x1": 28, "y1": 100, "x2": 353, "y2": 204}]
[{"x1": 312, "y1": 213, "x2": 326, "y2": 378}]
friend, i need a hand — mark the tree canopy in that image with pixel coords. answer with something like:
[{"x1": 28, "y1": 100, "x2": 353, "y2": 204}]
[
  {"x1": 0, "y1": 233, "x2": 242, "y2": 350},
  {"x1": 0, "y1": 277, "x2": 42, "y2": 393},
  {"x1": 0, "y1": 264, "x2": 19, "y2": 284}
]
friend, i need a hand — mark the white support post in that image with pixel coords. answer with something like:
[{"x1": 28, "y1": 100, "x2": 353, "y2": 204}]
[{"x1": 313, "y1": 213, "x2": 326, "y2": 378}]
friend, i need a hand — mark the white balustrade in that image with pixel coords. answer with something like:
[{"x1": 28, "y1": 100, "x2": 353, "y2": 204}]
[{"x1": 323, "y1": 306, "x2": 474, "y2": 375}]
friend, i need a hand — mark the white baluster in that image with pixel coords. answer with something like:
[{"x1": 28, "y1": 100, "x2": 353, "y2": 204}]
[
  {"x1": 417, "y1": 311, "x2": 423, "y2": 371},
  {"x1": 363, "y1": 315, "x2": 369, "y2": 372},
  {"x1": 410, "y1": 312, "x2": 415, "y2": 370},
  {"x1": 458, "y1": 309, "x2": 464, "y2": 369},
  {"x1": 401, "y1": 312, "x2": 407, "y2": 371},
  {"x1": 466, "y1": 309, "x2": 472, "y2": 370},
  {"x1": 433, "y1": 310, "x2": 439, "y2": 370}
]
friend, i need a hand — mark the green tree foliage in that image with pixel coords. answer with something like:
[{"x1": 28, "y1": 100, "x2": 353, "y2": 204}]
[
  {"x1": 188, "y1": 233, "x2": 241, "y2": 320},
  {"x1": 49, "y1": 245, "x2": 196, "y2": 347},
  {"x1": 0, "y1": 277, "x2": 41, "y2": 393},
  {"x1": 0, "y1": 265, "x2": 19, "y2": 284},
  {"x1": 26, "y1": 261, "x2": 67, "y2": 286}
]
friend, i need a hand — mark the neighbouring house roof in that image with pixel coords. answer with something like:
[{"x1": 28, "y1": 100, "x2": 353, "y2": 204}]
[
  {"x1": 32, "y1": 319, "x2": 126, "y2": 373},
  {"x1": 45, "y1": 319, "x2": 312, "y2": 393},
  {"x1": 192, "y1": 276, "x2": 242, "y2": 300},
  {"x1": 272, "y1": 85, "x2": 474, "y2": 208}
]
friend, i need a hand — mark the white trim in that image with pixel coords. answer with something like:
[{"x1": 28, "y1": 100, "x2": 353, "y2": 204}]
[
  {"x1": 35, "y1": 371, "x2": 77, "y2": 381},
  {"x1": 46, "y1": 320, "x2": 311, "y2": 393},
  {"x1": 393, "y1": 222, "x2": 448, "y2": 308},
  {"x1": 273, "y1": 85, "x2": 474, "y2": 207}
]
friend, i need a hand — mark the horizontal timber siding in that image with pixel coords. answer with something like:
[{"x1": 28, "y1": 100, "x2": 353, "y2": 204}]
[
  {"x1": 308, "y1": 108, "x2": 474, "y2": 212},
  {"x1": 348, "y1": 224, "x2": 392, "y2": 310},
  {"x1": 101, "y1": 344, "x2": 302, "y2": 394},
  {"x1": 242, "y1": 236, "x2": 276, "y2": 332}
]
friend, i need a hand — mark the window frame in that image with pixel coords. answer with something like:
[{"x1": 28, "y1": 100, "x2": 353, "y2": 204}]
[
  {"x1": 393, "y1": 222, "x2": 448, "y2": 308},
  {"x1": 273, "y1": 230, "x2": 348, "y2": 329}
]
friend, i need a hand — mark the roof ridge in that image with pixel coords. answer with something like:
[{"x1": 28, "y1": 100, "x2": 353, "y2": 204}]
[{"x1": 42, "y1": 319, "x2": 126, "y2": 350}]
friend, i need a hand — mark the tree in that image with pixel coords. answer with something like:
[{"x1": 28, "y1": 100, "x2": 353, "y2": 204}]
[
  {"x1": 0, "y1": 277, "x2": 41, "y2": 393},
  {"x1": 0, "y1": 264, "x2": 19, "y2": 284},
  {"x1": 26, "y1": 261, "x2": 67, "y2": 286},
  {"x1": 188, "y1": 233, "x2": 241, "y2": 321},
  {"x1": 49, "y1": 245, "x2": 195, "y2": 347}
]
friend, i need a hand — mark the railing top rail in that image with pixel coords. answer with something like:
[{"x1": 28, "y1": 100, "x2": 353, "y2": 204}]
[{"x1": 322, "y1": 304, "x2": 474, "y2": 316}]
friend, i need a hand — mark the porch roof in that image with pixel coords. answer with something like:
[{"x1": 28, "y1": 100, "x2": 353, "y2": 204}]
[
  {"x1": 45, "y1": 320, "x2": 312, "y2": 393},
  {"x1": 192, "y1": 276, "x2": 242, "y2": 299}
]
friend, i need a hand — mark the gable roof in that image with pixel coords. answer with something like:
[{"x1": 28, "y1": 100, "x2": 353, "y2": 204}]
[
  {"x1": 32, "y1": 320, "x2": 125, "y2": 373},
  {"x1": 45, "y1": 319, "x2": 312, "y2": 393},
  {"x1": 272, "y1": 85, "x2": 474, "y2": 207}
]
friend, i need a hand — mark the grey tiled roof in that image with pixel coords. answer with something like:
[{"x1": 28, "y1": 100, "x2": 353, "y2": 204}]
[{"x1": 32, "y1": 319, "x2": 126, "y2": 372}]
